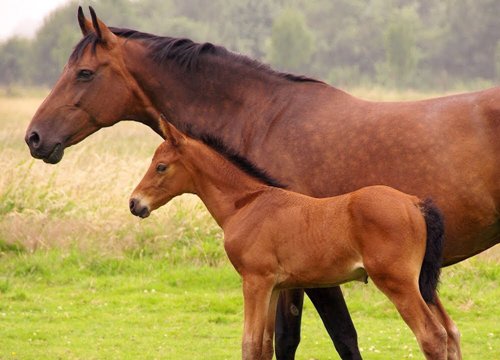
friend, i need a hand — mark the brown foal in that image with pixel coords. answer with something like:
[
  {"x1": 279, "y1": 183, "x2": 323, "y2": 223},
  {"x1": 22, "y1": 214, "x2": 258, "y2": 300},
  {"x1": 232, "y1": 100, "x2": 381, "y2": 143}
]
[{"x1": 129, "y1": 117, "x2": 458, "y2": 360}]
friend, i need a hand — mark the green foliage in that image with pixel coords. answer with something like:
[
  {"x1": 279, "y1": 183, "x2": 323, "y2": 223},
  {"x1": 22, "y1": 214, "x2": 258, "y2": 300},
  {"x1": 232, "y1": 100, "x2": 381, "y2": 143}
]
[
  {"x1": 0, "y1": 37, "x2": 32, "y2": 87},
  {"x1": 1, "y1": 0, "x2": 498, "y2": 89},
  {"x1": 327, "y1": 65, "x2": 364, "y2": 88},
  {"x1": 0, "y1": 239, "x2": 25, "y2": 254},
  {"x1": 438, "y1": 0, "x2": 500, "y2": 81},
  {"x1": 495, "y1": 41, "x2": 500, "y2": 81},
  {"x1": 30, "y1": 4, "x2": 80, "y2": 85},
  {"x1": 266, "y1": 8, "x2": 316, "y2": 73},
  {"x1": 378, "y1": 6, "x2": 421, "y2": 88}
]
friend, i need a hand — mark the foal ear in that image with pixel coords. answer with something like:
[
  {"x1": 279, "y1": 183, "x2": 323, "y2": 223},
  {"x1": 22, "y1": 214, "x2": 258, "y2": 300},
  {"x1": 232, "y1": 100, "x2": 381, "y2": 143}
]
[
  {"x1": 77, "y1": 6, "x2": 93, "y2": 36},
  {"x1": 159, "y1": 114, "x2": 186, "y2": 147},
  {"x1": 89, "y1": 6, "x2": 117, "y2": 47}
]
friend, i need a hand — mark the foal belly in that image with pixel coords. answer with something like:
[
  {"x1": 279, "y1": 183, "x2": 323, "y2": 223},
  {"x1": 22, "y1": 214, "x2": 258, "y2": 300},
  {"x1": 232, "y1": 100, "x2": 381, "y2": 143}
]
[{"x1": 277, "y1": 260, "x2": 368, "y2": 289}]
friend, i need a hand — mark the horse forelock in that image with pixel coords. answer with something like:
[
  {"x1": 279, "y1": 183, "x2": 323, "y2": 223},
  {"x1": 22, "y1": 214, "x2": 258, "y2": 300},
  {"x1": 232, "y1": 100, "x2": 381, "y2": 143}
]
[
  {"x1": 68, "y1": 26, "x2": 321, "y2": 83},
  {"x1": 69, "y1": 33, "x2": 101, "y2": 64}
]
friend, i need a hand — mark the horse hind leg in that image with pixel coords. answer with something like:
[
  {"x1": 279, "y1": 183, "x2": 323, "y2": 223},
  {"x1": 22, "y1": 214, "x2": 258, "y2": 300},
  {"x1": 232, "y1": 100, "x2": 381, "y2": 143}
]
[
  {"x1": 428, "y1": 295, "x2": 462, "y2": 360},
  {"x1": 275, "y1": 289, "x2": 304, "y2": 360},
  {"x1": 370, "y1": 273, "x2": 448, "y2": 359},
  {"x1": 306, "y1": 287, "x2": 362, "y2": 360}
]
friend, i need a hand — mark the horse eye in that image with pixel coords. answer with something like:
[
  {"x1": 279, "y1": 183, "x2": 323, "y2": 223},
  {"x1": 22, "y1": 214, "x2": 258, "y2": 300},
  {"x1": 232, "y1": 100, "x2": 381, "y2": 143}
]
[
  {"x1": 77, "y1": 69, "x2": 94, "y2": 81},
  {"x1": 156, "y1": 163, "x2": 168, "y2": 173}
]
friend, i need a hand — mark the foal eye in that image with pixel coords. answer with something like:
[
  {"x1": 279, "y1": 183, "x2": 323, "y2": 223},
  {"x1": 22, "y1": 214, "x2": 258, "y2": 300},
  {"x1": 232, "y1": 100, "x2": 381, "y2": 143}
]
[
  {"x1": 156, "y1": 163, "x2": 168, "y2": 173},
  {"x1": 77, "y1": 69, "x2": 94, "y2": 81}
]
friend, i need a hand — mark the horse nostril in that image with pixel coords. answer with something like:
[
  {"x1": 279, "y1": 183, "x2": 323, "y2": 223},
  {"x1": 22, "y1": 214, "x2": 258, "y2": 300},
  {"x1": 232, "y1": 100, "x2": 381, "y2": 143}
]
[
  {"x1": 129, "y1": 199, "x2": 136, "y2": 212},
  {"x1": 28, "y1": 131, "x2": 41, "y2": 148}
]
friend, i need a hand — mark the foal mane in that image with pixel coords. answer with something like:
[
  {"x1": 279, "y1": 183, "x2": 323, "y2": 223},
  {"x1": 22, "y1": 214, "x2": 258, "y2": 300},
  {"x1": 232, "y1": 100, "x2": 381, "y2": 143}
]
[
  {"x1": 70, "y1": 27, "x2": 322, "y2": 83},
  {"x1": 196, "y1": 133, "x2": 286, "y2": 189}
]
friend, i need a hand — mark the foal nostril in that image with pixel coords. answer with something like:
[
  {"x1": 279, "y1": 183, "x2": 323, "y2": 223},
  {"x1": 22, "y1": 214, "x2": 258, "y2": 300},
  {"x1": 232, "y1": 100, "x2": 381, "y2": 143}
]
[{"x1": 27, "y1": 131, "x2": 41, "y2": 148}]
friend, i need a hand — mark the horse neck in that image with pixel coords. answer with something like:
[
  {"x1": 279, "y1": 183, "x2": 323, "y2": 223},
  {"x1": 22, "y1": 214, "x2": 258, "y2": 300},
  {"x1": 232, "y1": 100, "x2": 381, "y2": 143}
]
[
  {"x1": 123, "y1": 40, "x2": 292, "y2": 143},
  {"x1": 181, "y1": 140, "x2": 269, "y2": 228}
]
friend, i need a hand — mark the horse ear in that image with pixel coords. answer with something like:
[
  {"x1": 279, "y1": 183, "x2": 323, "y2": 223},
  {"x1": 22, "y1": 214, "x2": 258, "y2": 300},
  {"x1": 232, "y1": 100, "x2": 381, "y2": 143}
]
[
  {"x1": 88, "y1": 6, "x2": 117, "y2": 47},
  {"x1": 159, "y1": 114, "x2": 186, "y2": 147},
  {"x1": 77, "y1": 6, "x2": 93, "y2": 36}
]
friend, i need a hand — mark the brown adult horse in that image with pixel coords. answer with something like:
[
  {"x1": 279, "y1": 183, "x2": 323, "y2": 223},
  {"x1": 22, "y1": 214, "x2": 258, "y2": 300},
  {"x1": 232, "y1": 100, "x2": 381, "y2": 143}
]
[
  {"x1": 130, "y1": 116, "x2": 453, "y2": 360},
  {"x1": 25, "y1": 7, "x2": 497, "y2": 359}
]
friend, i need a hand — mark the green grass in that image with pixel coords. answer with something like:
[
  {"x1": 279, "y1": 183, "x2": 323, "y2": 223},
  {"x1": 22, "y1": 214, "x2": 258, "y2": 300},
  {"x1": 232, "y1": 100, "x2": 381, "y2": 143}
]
[
  {"x1": 0, "y1": 90, "x2": 498, "y2": 358},
  {"x1": 0, "y1": 251, "x2": 498, "y2": 359}
]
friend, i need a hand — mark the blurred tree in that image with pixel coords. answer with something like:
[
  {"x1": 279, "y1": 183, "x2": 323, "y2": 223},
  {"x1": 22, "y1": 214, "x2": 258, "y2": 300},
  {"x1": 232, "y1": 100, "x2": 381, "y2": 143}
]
[
  {"x1": 0, "y1": 37, "x2": 32, "y2": 88},
  {"x1": 217, "y1": 0, "x2": 278, "y2": 58},
  {"x1": 300, "y1": 0, "x2": 388, "y2": 82},
  {"x1": 495, "y1": 41, "x2": 500, "y2": 82},
  {"x1": 31, "y1": 4, "x2": 80, "y2": 85},
  {"x1": 378, "y1": 6, "x2": 421, "y2": 87},
  {"x1": 0, "y1": 0, "x2": 497, "y2": 89},
  {"x1": 438, "y1": 0, "x2": 500, "y2": 81},
  {"x1": 266, "y1": 8, "x2": 315, "y2": 73}
]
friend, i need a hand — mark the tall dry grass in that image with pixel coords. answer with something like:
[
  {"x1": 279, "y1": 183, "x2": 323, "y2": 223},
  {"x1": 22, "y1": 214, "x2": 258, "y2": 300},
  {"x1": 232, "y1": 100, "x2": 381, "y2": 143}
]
[
  {"x1": 0, "y1": 88, "x2": 498, "y2": 262},
  {"x1": 0, "y1": 92, "x2": 223, "y2": 263}
]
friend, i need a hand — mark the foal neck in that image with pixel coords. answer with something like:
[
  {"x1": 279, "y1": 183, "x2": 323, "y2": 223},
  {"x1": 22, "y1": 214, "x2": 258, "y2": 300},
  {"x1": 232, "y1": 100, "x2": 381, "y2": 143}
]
[{"x1": 182, "y1": 139, "x2": 271, "y2": 227}]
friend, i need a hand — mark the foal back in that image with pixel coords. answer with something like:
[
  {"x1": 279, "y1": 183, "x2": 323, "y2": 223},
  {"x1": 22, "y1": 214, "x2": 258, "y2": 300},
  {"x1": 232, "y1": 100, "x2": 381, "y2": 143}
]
[{"x1": 224, "y1": 185, "x2": 426, "y2": 289}]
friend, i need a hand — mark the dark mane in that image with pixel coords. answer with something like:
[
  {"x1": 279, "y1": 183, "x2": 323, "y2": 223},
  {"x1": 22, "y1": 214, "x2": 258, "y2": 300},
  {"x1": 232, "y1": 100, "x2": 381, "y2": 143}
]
[
  {"x1": 70, "y1": 33, "x2": 99, "y2": 63},
  {"x1": 196, "y1": 133, "x2": 286, "y2": 189},
  {"x1": 70, "y1": 27, "x2": 322, "y2": 84}
]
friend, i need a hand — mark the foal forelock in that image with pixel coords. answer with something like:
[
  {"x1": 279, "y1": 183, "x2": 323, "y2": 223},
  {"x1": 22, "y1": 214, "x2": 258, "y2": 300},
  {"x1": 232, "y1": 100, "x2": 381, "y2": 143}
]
[{"x1": 69, "y1": 27, "x2": 322, "y2": 83}]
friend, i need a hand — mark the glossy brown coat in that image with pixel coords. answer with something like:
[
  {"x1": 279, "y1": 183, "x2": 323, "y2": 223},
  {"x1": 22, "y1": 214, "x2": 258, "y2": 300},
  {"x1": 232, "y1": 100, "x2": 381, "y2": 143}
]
[
  {"x1": 25, "y1": 8, "x2": 498, "y2": 359},
  {"x1": 129, "y1": 119, "x2": 459, "y2": 359}
]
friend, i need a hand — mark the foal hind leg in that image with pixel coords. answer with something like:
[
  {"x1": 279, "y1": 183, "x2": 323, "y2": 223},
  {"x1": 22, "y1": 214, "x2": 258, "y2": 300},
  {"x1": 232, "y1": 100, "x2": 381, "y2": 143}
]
[
  {"x1": 370, "y1": 274, "x2": 447, "y2": 359},
  {"x1": 429, "y1": 296, "x2": 462, "y2": 360}
]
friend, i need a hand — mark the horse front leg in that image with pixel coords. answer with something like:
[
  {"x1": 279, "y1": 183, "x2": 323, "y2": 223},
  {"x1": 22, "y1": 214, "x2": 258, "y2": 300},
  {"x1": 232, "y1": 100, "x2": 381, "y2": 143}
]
[
  {"x1": 306, "y1": 287, "x2": 362, "y2": 360},
  {"x1": 242, "y1": 276, "x2": 275, "y2": 360},
  {"x1": 275, "y1": 289, "x2": 304, "y2": 360}
]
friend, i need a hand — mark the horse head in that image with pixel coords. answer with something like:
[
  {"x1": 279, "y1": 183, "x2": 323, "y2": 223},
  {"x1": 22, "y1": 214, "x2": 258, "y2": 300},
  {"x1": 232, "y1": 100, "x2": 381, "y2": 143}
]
[{"x1": 25, "y1": 7, "x2": 152, "y2": 163}]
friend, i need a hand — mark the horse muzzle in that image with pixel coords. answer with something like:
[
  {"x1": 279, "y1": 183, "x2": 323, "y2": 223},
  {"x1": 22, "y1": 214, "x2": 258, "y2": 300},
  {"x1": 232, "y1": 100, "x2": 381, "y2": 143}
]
[
  {"x1": 25, "y1": 129, "x2": 65, "y2": 164},
  {"x1": 129, "y1": 198, "x2": 151, "y2": 218}
]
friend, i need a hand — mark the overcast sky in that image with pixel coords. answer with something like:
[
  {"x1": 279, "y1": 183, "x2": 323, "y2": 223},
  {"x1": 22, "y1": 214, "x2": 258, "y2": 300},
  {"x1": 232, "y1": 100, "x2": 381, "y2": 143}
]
[{"x1": 1, "y1": 0, "x2": 71, "y2": 40}]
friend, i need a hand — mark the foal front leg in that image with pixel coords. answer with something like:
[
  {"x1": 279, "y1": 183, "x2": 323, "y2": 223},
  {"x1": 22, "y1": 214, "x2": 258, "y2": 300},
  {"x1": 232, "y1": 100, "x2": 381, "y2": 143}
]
[
  {"x1": 242, "y1": 276, "x2": 275, "y2": 360},
  {"x1": 262, "y1": 289, "x2": 280, "y2": 360}
]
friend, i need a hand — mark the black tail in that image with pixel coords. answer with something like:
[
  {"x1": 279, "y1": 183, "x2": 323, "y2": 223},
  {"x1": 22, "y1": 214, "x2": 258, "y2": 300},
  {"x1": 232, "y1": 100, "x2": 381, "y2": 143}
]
[{"x1": 419, "y1": 198, "x2": 445, "y2": 303}]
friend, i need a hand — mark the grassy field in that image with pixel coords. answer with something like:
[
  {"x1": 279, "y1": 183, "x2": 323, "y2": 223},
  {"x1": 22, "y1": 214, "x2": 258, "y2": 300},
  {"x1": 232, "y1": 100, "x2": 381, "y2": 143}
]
[{"x1": 0, "y1": 89, "x2": 499, "y2": 359}]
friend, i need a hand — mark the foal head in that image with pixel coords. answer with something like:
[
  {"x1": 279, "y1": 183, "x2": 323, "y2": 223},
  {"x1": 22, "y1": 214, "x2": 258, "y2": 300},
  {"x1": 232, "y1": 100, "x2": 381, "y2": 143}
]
[{"x1": 129, "y1": 118, "x2": 192, "y2": 218}]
